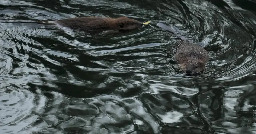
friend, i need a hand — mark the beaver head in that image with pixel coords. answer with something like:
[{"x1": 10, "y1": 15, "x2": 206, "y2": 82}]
[
  {"x1": 110, "y1": 17, "x2": 143, "y2": 32},
  {"x1": 174, "y1": 42, "x2": 208, "y2": 75},
  {"x1": 178, "y1": 57, "x2": 207, "y2": 75}
]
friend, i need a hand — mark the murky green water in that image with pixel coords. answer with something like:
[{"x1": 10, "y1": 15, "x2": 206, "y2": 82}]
[{"x1": 0, "y1": 0, "x2": 256, "y2": 133}]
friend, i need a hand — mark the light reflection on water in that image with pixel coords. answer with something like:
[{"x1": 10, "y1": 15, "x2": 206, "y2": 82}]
[{"x1": 0, "y1": 0, "x2": 256, "y2": 133}]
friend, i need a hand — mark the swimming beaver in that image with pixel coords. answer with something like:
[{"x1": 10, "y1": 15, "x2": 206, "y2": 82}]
[
  {"x1": 174, "y1": 41, "x2": 208, "y2": 75},
  {"x1": 157, "y1": 22, "x2": 209, "y2": 75},
  {"x1": 55, "y1": 16, "x2": 143, "y2": 34}
]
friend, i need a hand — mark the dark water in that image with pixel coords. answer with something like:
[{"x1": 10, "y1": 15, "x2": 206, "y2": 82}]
[{"x1": 0, "y1": 0, "x2": 256, "y2": 133}]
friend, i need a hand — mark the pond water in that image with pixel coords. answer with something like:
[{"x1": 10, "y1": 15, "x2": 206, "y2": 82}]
[{"x1": 0, "y1": 0, "x2": 256, "y2": 133}]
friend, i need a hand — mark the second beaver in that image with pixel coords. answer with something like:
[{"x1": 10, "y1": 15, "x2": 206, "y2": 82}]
[
  {"x1": 55, "y1": 16, "x2": 143, "y2": 34},
  {"x1": 174, "y1": 41, "x2": 209, "y2": 75},
  {"x1": 157, "y1": 22, "x2": 209, "y2": 75}
]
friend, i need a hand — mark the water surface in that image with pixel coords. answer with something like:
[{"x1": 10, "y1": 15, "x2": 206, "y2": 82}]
[{"x1": 0, "y1": 0, "x2": 256, "y2": 133}]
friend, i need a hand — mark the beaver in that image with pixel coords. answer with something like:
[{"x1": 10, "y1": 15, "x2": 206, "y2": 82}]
[
  {"x1": 174, "y1": 41, "x2": 208, "y2": 75},
  {"x1": 55, "y1": 16, "x2": 143, "y2": 34},
  {"x1": 157, "y1": 22, "x2": 209, "y2": 75}
]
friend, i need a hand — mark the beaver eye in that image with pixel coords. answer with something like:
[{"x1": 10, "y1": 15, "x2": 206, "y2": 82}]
[{"x1": 119, "y1": 23, "x2": 124, "y2": 28}]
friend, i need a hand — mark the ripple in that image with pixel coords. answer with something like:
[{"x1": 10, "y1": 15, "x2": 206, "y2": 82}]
[
  {"x1": 0, "y1": 86, "x2": 47, "y2": 133},
  {"x1": 0, "y1": 0, "x2": 256, "y2": 133},
  {"x1": 52, "y1": 95, "x2": 160, "y2": 133},
  {"x1": 157, "y1": 111, "x2": 183, "y2": 123}
]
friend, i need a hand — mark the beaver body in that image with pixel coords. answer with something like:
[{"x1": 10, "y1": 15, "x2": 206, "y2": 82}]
[
  {"x1": 174, "y1": 41, "x2": 208, "y2": 75},
  {"x1": 55, "y1": 17, "x2": 142, "y2": 34},
  {"x1": 157, "y1": 22, "x2": 209, "y2": 75}
]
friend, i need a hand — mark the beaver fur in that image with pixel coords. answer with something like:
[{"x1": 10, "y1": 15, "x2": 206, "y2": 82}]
[
  {"x1": 174, "y1": 41, "x2": 209, "y2": 75},
  {"x1": 157, "y1": 22, "x2": 209, "y2": 75},
  {"x1": 56, "y1": 16, "x2": 142, "y2": 34}
]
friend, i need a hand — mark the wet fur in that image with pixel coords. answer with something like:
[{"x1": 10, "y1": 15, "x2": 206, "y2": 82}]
[
  {"x1": 174, "y1": 41, "x2": 208, "y2": 75},
  {"x1": 157, "y1": 22, "x2": 209, "y2": 75},
  {"x1": 56, "y1": 17, "x2": 142, "y2": 34}
]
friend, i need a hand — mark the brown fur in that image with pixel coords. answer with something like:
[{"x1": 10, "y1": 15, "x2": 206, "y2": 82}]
[
  {"x1": 174, "y1": 41, "x2": 208, "y2": 75},
  {"x1": 56, "y1": 16, "x2": 142, "y2": 34}
]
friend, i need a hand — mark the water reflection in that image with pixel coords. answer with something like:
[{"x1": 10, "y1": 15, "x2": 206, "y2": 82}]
[
  {"x1": 0, "y1": 86, "x2": 46, "y2": 133},
  {"x1": 0, "y1": 0, "x2": 256, "y2": 133}
]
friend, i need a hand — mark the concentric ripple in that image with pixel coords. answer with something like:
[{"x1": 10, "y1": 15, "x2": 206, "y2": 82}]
[
  {"x1": 0, "y1": 86, "x2": 47, "y2": 133},
  {"x1": 0, "y1": 0, "x2": 256, "y2": 134}
]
